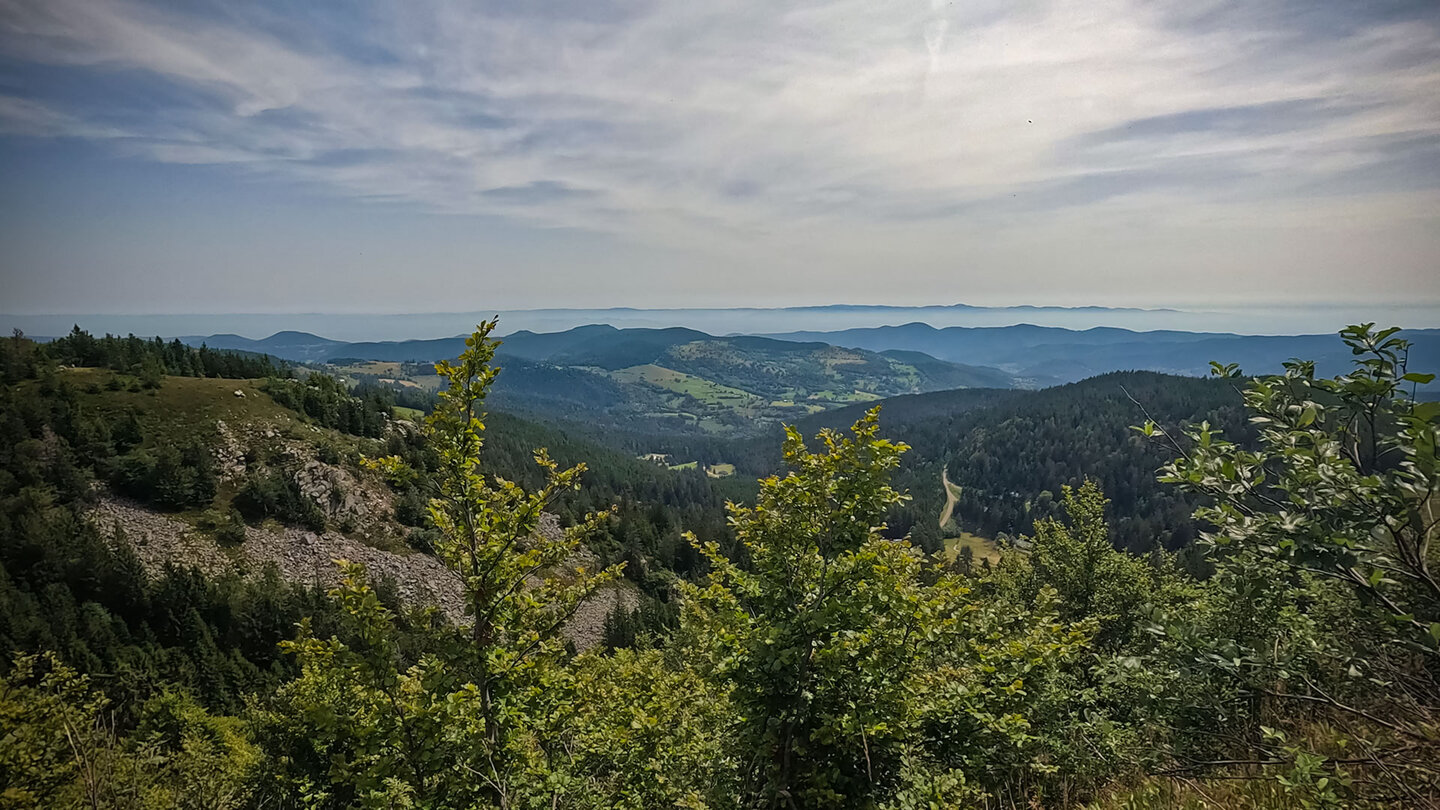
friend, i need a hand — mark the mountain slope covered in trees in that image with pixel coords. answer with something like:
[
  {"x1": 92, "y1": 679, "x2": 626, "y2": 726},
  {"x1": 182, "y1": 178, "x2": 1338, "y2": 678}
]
[
  {"x1": 210, "y1": 325, "x2": 1022, "y2": 436},
  {"x1": 3, "y1": 324, "x2": 1437, "y2": 808},
  {"x1": 765, "y1": 322, "x2": 1440, "y2": 384},
  {"x1": 774, "y1": 371, "x2": 1251, "y2": 556}
]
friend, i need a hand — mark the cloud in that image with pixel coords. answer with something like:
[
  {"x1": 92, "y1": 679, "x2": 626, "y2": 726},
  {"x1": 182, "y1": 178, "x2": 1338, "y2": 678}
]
[
  {"x1": 0, "y1": 0, "x2": 1438, "y2": 285},
  {"x1": 0, "y1": 94, "x2": 80, "y2": 135}
]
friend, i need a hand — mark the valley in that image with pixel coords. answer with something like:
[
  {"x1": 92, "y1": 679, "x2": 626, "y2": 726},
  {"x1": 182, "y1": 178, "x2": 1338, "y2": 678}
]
[
  {"x1": 190, "y1": 321, "x2": 1440, "y2": 437},
  {"x1": 7, "y1": 0, "x2": 1440, "y2": 800},
  {"x1": 4, "y1": 321, "x2": 1437, "y2": 808},
  {"x1": 766, "y1": 322, "x2": 1440, "y2": 385},
  {"x1": 281, "y1": 326, "x2": 1022, "y2": 438}
]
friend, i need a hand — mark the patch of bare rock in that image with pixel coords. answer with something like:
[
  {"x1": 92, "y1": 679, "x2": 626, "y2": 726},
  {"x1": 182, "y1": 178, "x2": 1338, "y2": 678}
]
[
  {"x1": 89, "y1": 497, "x2": 635, "y2": 649},
  {"x1": 91, "y1": 496, "x2": 467, "y2": 621}
]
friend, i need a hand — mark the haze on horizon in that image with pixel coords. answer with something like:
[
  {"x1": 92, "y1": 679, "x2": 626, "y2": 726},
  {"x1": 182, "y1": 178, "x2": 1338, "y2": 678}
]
[{"x1": 1, "y1": 0, "x2": 1439, "y2": 315}]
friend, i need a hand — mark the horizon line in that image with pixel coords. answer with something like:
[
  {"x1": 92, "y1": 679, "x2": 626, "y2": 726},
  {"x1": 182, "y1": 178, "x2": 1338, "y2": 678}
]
[{"x1": 8, "y1": 300, "x2": 1440, "y2": 318}]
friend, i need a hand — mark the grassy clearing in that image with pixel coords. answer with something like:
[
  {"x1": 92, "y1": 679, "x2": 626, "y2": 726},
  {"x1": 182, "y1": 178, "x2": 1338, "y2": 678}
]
[
  {"x1": 59, "y1": 370, "x2": 294, "y2": 515},
  {"x1": 327, "y1": 361, "x2": 445, "y2": 392},
  {"x1": 59, "y1": 369, "x2": 394, "y2": 469},
  {"x1": 330, "y1": 360, "x2": 405, "y2": 376},
  {"x1": 392, "y1": 405, "x2": 426, "y2": 421},
  {"x1": 942, "y1": 532, "x2": 1001, "y2": 565},
  {"x1": 610, "y1": 364, "x2": 759, "y2": 406},
  {"x1": 62, "y1": 369, "x2": 299, "y2": 440},
  {"x1": 638, "y1": 456, "x2": 733, "y2": 477},
  {"x1": 642, "y1": 411, "x2": 699, "y2": 421},
  {"x1": 935, "y1": 467, "x2": 1001, "y2": 564},
  {"x1": 52, "y1": 369, "x2": 427, "y2": 555},
  {"x1": 805, "y1": 389, "x2": 883, "y2": 404}
]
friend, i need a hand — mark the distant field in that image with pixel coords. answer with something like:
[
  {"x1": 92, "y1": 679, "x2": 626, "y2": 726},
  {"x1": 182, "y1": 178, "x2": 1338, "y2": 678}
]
[
  {"x1": 393, "y1": 405, "x2": 426, "y2": 421},
  {"x1": 332, "y1": 360, "x2": 405, "y2": 376},
  {"x1": 658, "y1": 459, "x2": 735, "y2": 477},
  {"x1": 329, "y1": 361, "x2": 444, "y2": 392},
  {"x1": 636, "y1": 452, "x2": 735, "y2": 478},
  {"x1": 934, "y1": 467, "x2": 1001, "y2": 563},
  {"x1": 943, "y1": 532, "x2": 1001, "y2": 565},
  {"x1": 806, "y1": 389, "x2": 882, "y2": 404},
  {"x1": 610, "y1": 364, "x2": 759, "y2": 406},
  {"x1": 768, "y1": 399, "x2": 827, "y2": 413}
]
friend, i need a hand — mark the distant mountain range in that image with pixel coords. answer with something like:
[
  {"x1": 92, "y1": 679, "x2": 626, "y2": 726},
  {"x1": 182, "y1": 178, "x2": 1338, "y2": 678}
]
[
  {"x1": 184, "y1": 325, "x2": 1021, "y2": 435},
  {"x1": 14, "y1": 300, "x2": 1438, "y2": 342},
  {"x1": 186, "y1": 325, "x2": 1007, "y2": 385},
  {"x1": 184, "y1": 322, "x2": 1440, "y2": 391},
  {"x1": 190, "y1": 331, "x2": 351, "y2": 363},
  {"x1": 762, "y1": 323, "x2": 1440, "y2": 384},
  {"x1": 487, "y1": 332, "x2": 1018, "y2": 432}
]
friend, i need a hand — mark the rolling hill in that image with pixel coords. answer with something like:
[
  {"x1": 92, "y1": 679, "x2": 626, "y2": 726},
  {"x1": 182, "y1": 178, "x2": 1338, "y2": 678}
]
[
  {"x1": 184, "y1": 325, "x2": 1024, "y2": 435},
  {"x1": 184, "y1": 330, "x2": 350, "y2": 363},
  {"x1": 763, "y1": 323, "x2": 1440, "y2": 385},
  {"x1": 728, "y1": 371, "x2": 1251, "y2": 556},
  {"x1": 487, "y1": 333, "x2": 1018, "y2": 435}
]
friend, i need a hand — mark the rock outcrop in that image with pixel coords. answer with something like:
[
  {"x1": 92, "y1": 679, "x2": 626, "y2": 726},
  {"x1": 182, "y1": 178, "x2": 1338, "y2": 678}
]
[
  {"x1": 91, "y1": 496, "x2": 468, "y2": 620},
  {"x1": 89, "y1": 497, "x2": 635, "y2": 647}
]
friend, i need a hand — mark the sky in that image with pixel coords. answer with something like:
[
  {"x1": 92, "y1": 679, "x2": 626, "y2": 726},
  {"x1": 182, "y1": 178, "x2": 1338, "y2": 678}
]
[{"x1": 1, "y1": 0, "x2": 1438, "y2": 316}]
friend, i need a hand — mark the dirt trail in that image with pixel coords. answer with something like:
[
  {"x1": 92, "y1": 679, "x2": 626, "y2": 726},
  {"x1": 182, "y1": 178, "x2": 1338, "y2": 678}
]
[{"x1": 939, "y1": 466, "x2": 961, "y2": 529}]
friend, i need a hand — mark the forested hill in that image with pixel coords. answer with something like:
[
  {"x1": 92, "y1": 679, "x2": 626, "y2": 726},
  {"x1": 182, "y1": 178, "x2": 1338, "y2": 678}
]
[
  {"x1": 224, "y1": 326, "x2": 1024, "y2": 436},
  {"x1": 0, "y1": 330, "x2": 737, "y2": 689},
  {"x1": 185, "y1": 324, "x2": 1012, "y2": 391},
  {"x1": 17, "y1": 326, "x2": 287, "y2": 381},
  {"x1": 4, "y1": 324, "x2": 1438, "y2": 806},
  {"x1": 775, "y1": 371, "x2": 1250, "y2": 555},
  {"x1": 764, "y1": 322, "x2": 1440, "y2": 385}
]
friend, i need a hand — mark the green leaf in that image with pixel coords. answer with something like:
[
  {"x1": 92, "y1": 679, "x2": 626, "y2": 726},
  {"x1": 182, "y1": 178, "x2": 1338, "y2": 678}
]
[{"x1": 1297, "y1": 405, "x2": 1317, "y2": 427}]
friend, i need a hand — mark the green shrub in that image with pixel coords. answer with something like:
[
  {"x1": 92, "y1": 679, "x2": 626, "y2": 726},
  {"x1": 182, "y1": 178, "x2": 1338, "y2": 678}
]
[
  {"x1": 109, "y1": 441, "x2": 216, "y2": 510},
  {"x1": 233, "y1": 469, "x2": 325, "y2": 532}
]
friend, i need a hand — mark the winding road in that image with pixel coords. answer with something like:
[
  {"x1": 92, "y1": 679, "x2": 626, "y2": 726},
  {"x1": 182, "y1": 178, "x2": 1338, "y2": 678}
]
[{"x1": 939, "y1": 466, "x2": 962, "y2": 529}]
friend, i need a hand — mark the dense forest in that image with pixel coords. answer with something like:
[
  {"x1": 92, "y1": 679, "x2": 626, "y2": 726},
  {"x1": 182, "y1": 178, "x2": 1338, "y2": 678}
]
[
  {"x1": 16, "y1": 326, "x2": 289, "y2": 383},
  {"x1": 1, "y1": 323, "x2": 1437, "y2": 808},
  {"x1": 669, "y1": 373, "x2": 1250, "y2": 560},
  {"x1": 772, "y1": 373, "x2": 1252, "y2": 555},
  {"x1": 0, "y1": 328, "x2": 734, "y2": 658},
  {"x1": 306, "y1": 325, "x2": 1022, "y2": 437},
  {"x1": 0, "y1": 332, "x2": 354, "y2": 715}
]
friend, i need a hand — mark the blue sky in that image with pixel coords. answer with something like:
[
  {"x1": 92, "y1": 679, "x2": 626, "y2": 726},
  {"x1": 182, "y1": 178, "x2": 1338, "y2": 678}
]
[{"x1": 1, "y1": 0, "x2": 1438, "y2": 314}]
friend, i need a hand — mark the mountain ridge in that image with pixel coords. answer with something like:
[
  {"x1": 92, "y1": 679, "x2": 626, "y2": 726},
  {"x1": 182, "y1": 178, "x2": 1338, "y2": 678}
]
[{"x1": 761, "y1": 324, "x2": 1440, "y2": 384}]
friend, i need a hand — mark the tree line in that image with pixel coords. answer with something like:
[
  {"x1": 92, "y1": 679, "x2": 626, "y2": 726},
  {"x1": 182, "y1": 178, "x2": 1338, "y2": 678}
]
[{"x1": 6, "y1": 326, "x2": 288, "y2": 385}]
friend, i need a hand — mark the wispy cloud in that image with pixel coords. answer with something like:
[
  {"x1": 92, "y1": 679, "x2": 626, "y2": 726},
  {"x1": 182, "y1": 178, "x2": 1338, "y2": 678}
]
[{"x1": 1, "y1": 0, "x2": 1438, "y2": 308}]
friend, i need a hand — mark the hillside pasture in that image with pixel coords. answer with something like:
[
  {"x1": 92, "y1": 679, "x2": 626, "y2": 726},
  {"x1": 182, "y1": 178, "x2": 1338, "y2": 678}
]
[
  {"x1": 609, "y1": 364, "x2": 760, "y2": 407},
  {"x1": 58, "y1": 368, "x2": 299, "y2": 442},
  {"x1": 942, "y1": 532, "x2": 1001, "y2": 566}
]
